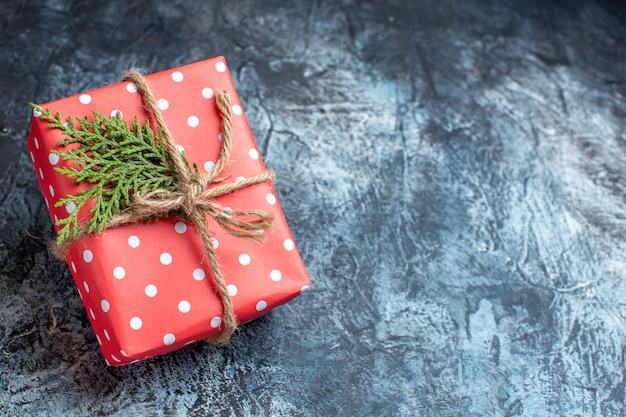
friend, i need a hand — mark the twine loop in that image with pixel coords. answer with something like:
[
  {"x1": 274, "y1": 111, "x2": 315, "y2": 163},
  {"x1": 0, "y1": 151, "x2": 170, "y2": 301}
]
[{"x1": 53, "y1": 69, "x2": 276, "y2": 346}]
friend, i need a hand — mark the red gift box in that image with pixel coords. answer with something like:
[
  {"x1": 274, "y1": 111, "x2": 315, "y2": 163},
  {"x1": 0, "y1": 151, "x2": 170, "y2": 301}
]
[{"x1": 26, "y1": 57, "x2": 310, "y2": 366}]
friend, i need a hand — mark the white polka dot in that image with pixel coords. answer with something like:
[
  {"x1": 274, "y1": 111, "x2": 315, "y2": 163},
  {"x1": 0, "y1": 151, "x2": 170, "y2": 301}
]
[
  {"x1": 227, "y1": 284, "x2": 238, "y2": 297},
  {"x1": 145, "y1": 284, "x2": 157, "y2": 297},
  {"x1": 111, "y1": 354, "x2": 121, "y2": 363},
  {"x1": 104, "y1": 359, "x2": 111, "y2": 366},
  {"x1": 126, "y1": 82, "x2": 137, "y2": 93},
  {"x1": 83, "y1": 281, "x2": 90, "y2": 294},
  {"x1": 187, "y1": 115, "x2": 199, "y2": 127},
  {"x1": 89, "y1": 308, "x2": 95, "y2": 320},
  {"x1": 218, "y1": 133, "x2": 223, "y2": 142},
  {"x1": 77, "y1": 288, "x2": 83, "y2": 300},
  {"x1": 202, "y1": 87, "x2": 214, "y2": 99},
  {"x1": 33, "y1": 107, "x2": 42, "y2": 117},
  {"x1": 157, "y1": 98, "x2": 169, "y2": 110},
  {"x1": 301, "y1": 285, "x2": 310, "y2": 293},
  {"x1": 49, "y1": 152, "x2": 59, "y2": 165},
  {"x1": 83, "y1": 250, "x2": 93, "y2": 263},
  {"x1": 120, "y1": 350, "x2": 128, "y2": 357},
  {"x1": 110, "y1": 109, "x2": 123, "y2": 118},
  {"x1": 211, "y1": 237, "x2": 219, "y2": 249},
  {"x1": 178, "y1": 300, "x2": 191, "y2": 313},
  {"x1": 113, "y1": 266, "x2": 125, "y2": 279},
  {"x1": 210, "y1": 316, "x2": 222, "y2": 328},
  {"x1": 71, "y1": 261, "x2": 77, "y2": 273},
  {"x1": 176, "y1": 144, "x2": 185, "y2": 153},
  {"x1": 232, "y1": 104, "x2": 242, "y2": 116},
  {"x1": 128, "y1": 235, "x2": 140, "y2": 248},
  {"x1": 235, "y1": 176, "x2": 245, "y2": 183},
  {"x1": 101, "y1": 300, "x2": 110, "y2": 312},
  {"x1": 29, "y1": 152, "x2": 34, "y2": 163},
  {"x1": 172, "y1": 71, "x2": 184, "y2": 82},
  {"x1": 54, "y1": 214, "x2": 59, "y2": 224},
  {"x1": 44, "y1": 197, "x2": 49, "y2": 208},
  {"x1": 34, "y1": 137, "x2": 39, "y2": 149},
  {"x1": 64, "y1": 122, "x2": 71, "y2": 129},
  {"x1": 203, "y1": 160, "x2": 215, "y2": 172},
  {"x1": 248, "y1": 149, "x2": 259, "y2": 160},
  {"x1": 270, "y1": 269, "x2": 282, "y2": 282},
  {"x1": 163, "y1": 333, "x2": 176, "y2": 345},
  {"x1": 215, "y1": 61, "x2": 226, "y2": 72},
  {"x1": 184, "y1": 340, "x2": 196, "y2": 346},
  {"x1": 284, "y1": 239, "x2": 295, "y2": 251},
  {"x1": 239, "y1": 253, "x2": 251, "y2": 266},
  {"x1": 175, "y1": 222, "x2": 187, "y2": 234},
  {"x1": 193, "y1": 268, "x2": 205, "y2": 281},
  {"x1": 38, "y1": 168, "x2": 44, "y2": 179},
  {"x1": 130, "y1": 317, "x2": 142, "y2": 330},
  {"x1": 96, "y1": 334, "x2": 102, "y2": 345},
  {"x1": 160, "y1": 252, "x2": 172, "y2": 265},
  {"x1": 266, "y1": 193, "x2": 276, "y2": 205},
  {"x1": 256, "y1": 300, "x2": 267, "y2": 311},
  {"x1": 104, "y1": 329, "x2": 110, "y2": 340},
  {"x1": 65, "y1": 202, "x2": 76, "y2": 214},
  {"x1": 79, "y1": 94, "x2": 92, "y2": 104},
  {"x1": 221, "y1": 207, "x2": 233, "y2": 219}
]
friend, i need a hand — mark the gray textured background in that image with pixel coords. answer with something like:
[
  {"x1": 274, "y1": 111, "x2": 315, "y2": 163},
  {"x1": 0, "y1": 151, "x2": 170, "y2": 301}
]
[{"x1": 1, "y1": 0, "x2": 626, "y2": 416}]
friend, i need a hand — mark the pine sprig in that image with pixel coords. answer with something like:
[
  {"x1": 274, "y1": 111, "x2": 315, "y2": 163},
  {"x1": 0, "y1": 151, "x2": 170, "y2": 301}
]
[{"x1": 33, "y1": 104, "x2": 194, "y2": 244}]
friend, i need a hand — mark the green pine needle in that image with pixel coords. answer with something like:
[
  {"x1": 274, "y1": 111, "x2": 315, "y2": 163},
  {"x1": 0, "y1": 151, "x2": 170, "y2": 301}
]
[{"x1": 33, "y1": 104, "x2": 195, "y2": 244}]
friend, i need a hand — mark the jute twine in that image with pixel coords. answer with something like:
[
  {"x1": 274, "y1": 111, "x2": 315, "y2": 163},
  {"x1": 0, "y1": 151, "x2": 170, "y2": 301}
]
[{"x1": 52, "y1": 69, "x2": 276, "y2": 346}]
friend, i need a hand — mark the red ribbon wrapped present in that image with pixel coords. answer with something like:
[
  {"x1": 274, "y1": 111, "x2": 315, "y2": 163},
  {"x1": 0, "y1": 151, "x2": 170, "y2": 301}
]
[{"x1": 26, "y1": 57, "x2": 310, "y2": 366}]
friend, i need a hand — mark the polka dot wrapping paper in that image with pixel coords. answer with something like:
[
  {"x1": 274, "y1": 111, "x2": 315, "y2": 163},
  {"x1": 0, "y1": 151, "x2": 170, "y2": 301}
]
[{"x1": 26, "y1": 57, "x2": 310, "y2": 366}]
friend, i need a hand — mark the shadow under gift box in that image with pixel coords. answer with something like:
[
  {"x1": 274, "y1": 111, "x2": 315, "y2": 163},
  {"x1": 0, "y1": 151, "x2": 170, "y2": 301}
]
[{"x1": 26, "y1": 56, "x2": 310, "y2": 366}]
